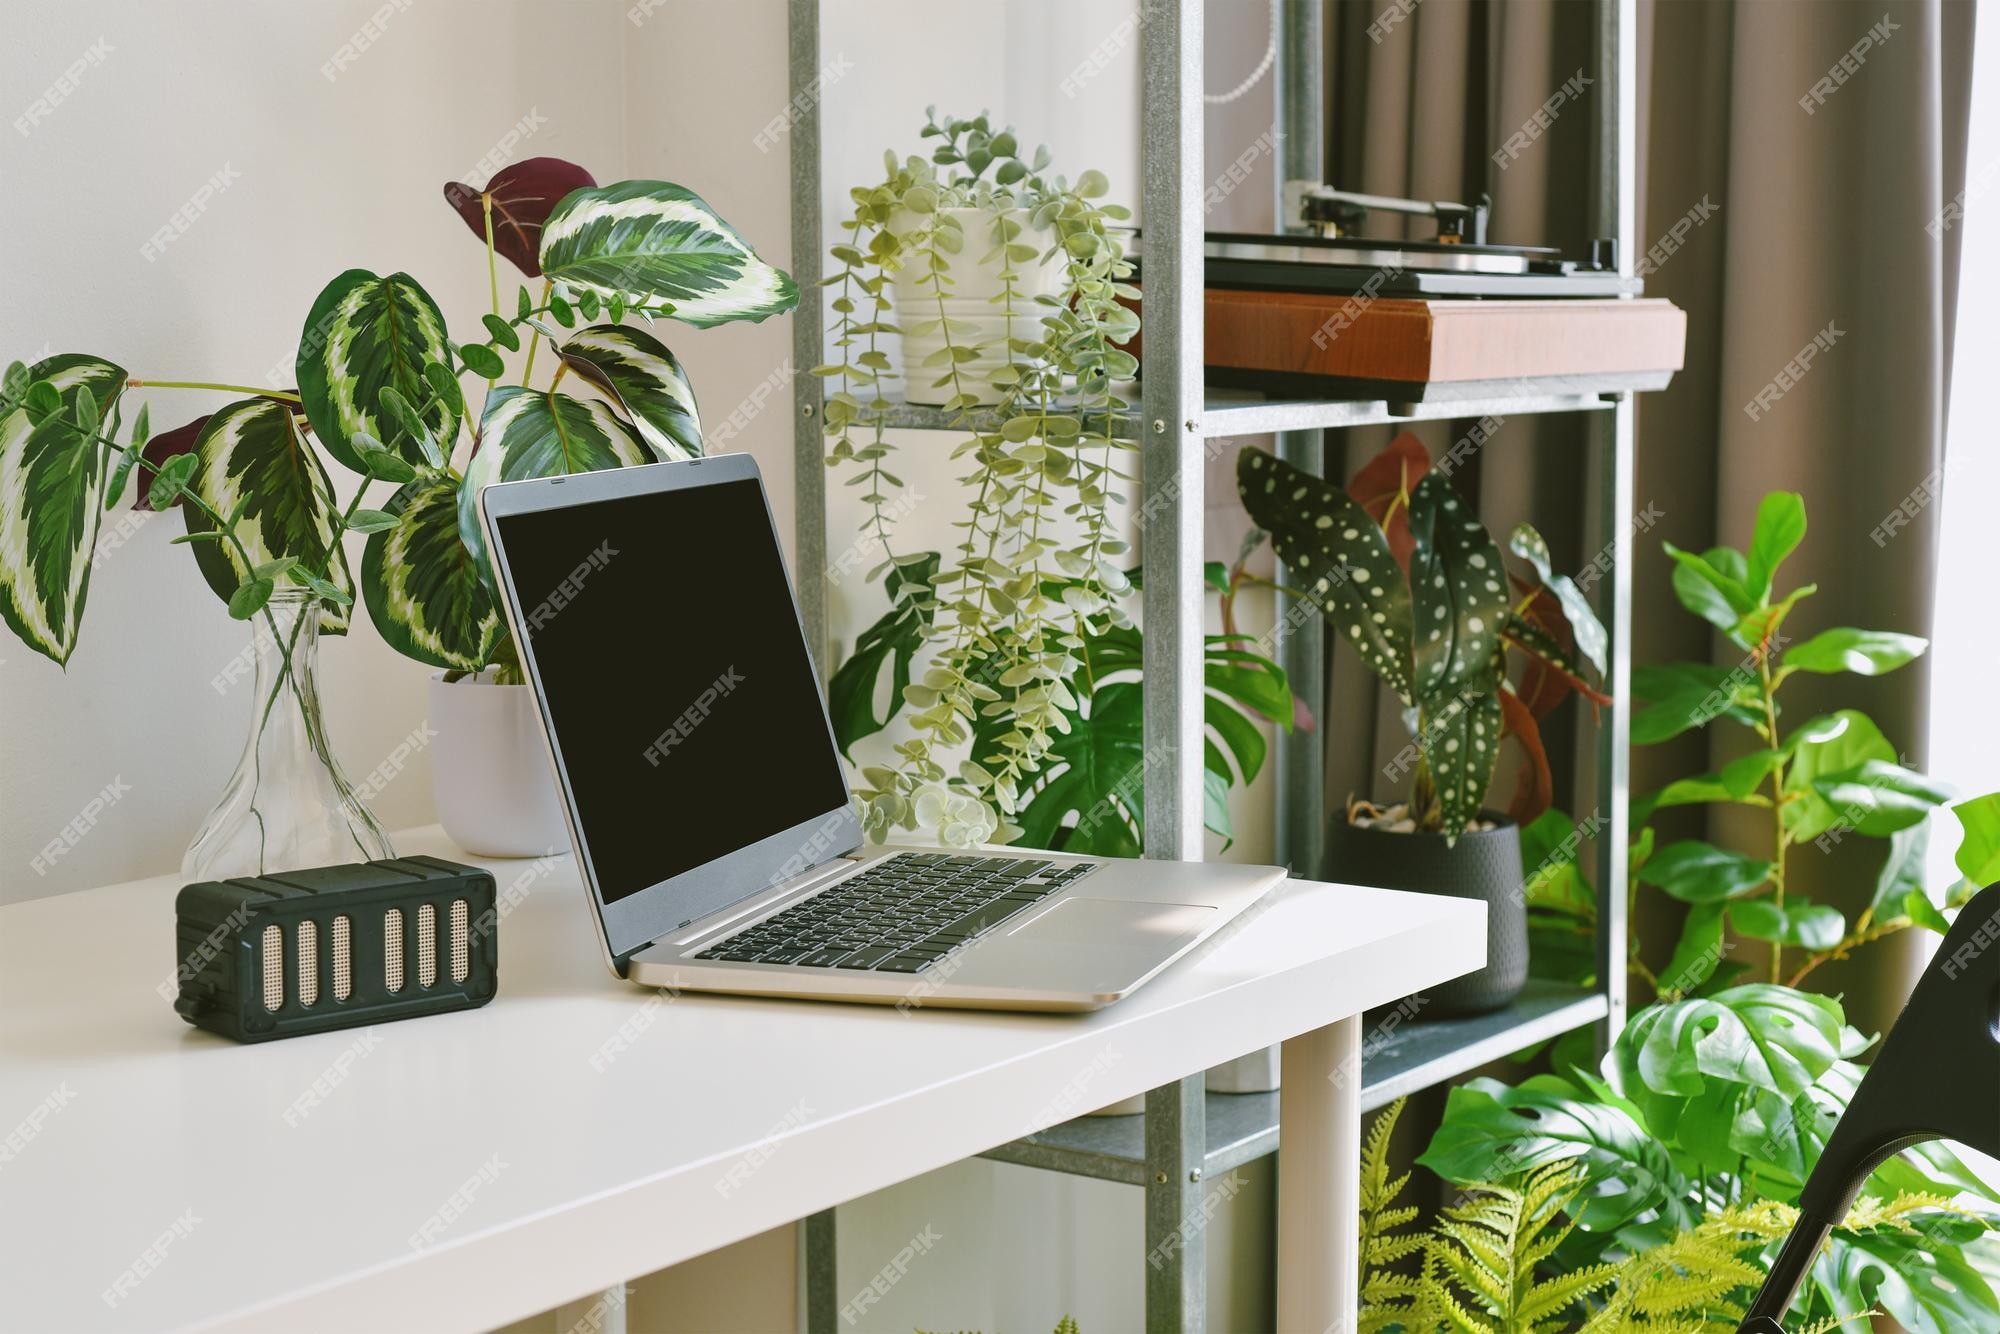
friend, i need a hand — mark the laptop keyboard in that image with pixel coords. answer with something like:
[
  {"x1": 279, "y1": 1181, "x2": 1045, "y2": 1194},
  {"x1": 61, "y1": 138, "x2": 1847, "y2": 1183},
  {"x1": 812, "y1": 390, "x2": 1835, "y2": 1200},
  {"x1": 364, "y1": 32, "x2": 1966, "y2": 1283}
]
[{"x1": 693, "y1": 853, "x2": 1094, "y2": 974}]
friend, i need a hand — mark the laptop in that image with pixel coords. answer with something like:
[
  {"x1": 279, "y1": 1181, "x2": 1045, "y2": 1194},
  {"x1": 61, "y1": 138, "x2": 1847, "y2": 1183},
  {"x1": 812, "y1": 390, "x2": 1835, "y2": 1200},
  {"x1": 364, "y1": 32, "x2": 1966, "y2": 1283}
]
[{"x1": 479, "y1": 453, "x2": 1282, "y2": 1012}]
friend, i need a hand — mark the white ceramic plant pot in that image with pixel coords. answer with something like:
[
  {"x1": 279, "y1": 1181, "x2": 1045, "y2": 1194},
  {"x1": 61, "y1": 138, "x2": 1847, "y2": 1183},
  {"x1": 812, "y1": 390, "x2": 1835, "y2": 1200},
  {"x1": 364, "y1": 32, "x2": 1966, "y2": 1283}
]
[
  {"x1": 1207, "y1": 1045, "x2": 1282, "y2": 1093},
  {"x1": 428, "y1": 670, "x2": 572, "y2": 859},
  {"x1": 888, "y1": 206, "x2": 1061, "y2": 406}
]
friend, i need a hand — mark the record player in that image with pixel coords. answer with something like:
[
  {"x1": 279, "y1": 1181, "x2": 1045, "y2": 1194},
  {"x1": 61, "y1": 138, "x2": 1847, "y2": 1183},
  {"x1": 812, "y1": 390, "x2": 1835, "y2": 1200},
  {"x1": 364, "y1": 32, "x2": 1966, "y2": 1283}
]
[{"x1": 1127, "y1": 186, "x2": 1685, "y2": 401}]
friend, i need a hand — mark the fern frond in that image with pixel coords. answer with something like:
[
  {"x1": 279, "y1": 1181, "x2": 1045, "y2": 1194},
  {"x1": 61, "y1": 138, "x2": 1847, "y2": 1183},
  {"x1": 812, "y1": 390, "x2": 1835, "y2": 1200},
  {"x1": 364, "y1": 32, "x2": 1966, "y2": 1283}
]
[
  {"x1": 1840, "y1": 1189, "x2": 1968, "y2": 1232},
  {"x1": 1052, "y1": 1318, "x2": 1080, "y2": 1334}
]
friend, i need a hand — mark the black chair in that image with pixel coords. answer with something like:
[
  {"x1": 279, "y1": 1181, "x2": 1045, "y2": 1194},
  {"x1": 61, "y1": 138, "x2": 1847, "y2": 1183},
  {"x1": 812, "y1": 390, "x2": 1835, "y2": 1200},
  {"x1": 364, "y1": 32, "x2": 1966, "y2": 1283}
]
[{"x1": 1739, "y1": 880, "x2": 2000, "y2": 1332}]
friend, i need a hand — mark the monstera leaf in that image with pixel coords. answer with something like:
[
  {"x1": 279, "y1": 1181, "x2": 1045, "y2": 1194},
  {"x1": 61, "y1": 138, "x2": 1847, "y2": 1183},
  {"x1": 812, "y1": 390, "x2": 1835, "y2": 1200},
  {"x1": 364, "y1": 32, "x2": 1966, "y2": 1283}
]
[
  {"x1": 0, "y1": 354, "x2": 126, "y2": 664},
  {"x1": 1237, "y1": 446, "x2": 1413, "y2": 700},
  {"x1": 538, "y1": 181, "x2": 799, "y2": 328},
  {"x1": 180, "y1": 397, "x2": 353, "y2": 632},
  {"x1": 296, "y1": 269, "x2": 460, "y2": 473},
  {"x1": 1407, "y1": 471, "x2": 1508, "y2": 700},
  {"x1": 1609, "y1": 984, "x2": 1845, "y2": 1114},
  {"x1": 558, "y1": 324, "x2": 702, "y2": 459},
  {"x1": 361, "y1": 473, "x2": 502, "y2": 671},
  {"x1": 827, "y1": 552, "x2": 939, "y2": 754},
  {"x1": 457, "y1": 386, "x2": 655, "y2": 586},
  {"x1": 1417, "y1": 1074, "x2": 1695, "y2": 1235},
  {"x1": 443, "y1": 156, "x2": 597, "y2": 279}
]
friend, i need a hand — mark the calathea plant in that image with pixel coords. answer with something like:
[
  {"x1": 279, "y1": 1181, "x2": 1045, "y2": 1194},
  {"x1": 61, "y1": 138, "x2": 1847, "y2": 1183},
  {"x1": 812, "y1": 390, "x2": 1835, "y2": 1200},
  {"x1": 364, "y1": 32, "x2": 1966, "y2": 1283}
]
[
  {"x1": 1235, "y1": 432, "x2": 1610, "y2": 843},
  {"x1": 0, "y1": 156, "x2": 791, "y2": 860},
  {"x1": 818, "y1": 111, "x2": 1297, "y2": 850}
]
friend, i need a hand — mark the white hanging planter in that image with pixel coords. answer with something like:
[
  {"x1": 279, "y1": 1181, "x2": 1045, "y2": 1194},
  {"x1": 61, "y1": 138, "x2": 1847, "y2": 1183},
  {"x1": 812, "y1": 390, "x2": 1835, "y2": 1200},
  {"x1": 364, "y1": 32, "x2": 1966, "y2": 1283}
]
[
  {"x1": 888, "y1": 206, "x2": 1060, "y2": 406},
  {"x1": 428, "y1": 670, "x2": 573, "y2": 860}
]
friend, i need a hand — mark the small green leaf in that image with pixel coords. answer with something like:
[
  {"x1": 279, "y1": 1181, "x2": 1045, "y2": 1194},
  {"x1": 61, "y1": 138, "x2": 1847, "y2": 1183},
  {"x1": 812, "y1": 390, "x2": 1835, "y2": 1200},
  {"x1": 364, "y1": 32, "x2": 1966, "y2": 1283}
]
[
  {"x1": 1729, "y1": 897, "x2": 1843, "y2": 950},
  {"x1": 1658, "y1": 902, "x2": 1725, "y2": 997},
  {"x1": 422, "y1": 361, "x2": 466, "y2": 422},
  {"x1": 1636, "y1": 839, "x2": 1772, "y2": 903},
  {"x1": 1950, "y1": 791, "x2": 2000, "y2": 884},
  {"x1": 1782, "y1": 627, "x2": 1927, "y2": 676},
  {"x1": 1076, "y1": 169, "x2": 1110, "y2": 198},
  {"x1": 459, "y1": 343, "x2": 506, "y2": 379},
  {"x1": 1745, "y1": 491, "x2": 1806, "y2": 601},
  {"x1": 357, "y1": 445, "x2": 418, "y2": 484},
  {"x1": 147, "y1": 451, "x2": 200, "y2": 509},
  {"x1": 1630, "y1": 661, "x2": 1761, "y2": 744},
  {"x1": 1663, "y1": 542, "x2": 1753, "y2": 631},
  {"x1": 1809, "y1": 759, "x2": 1951, "y2": 837},
  {"x1": 346, "y1": 508, "x2": 401, "y2": 534},
  {"x1": 251, "y1": 557, "x2": 298, "y2": 581},
  {"x1": 1, "y1": 361, "x2": 27, "y2": 397},
  {"x1": 23, "y1": 379, "x2": 62, "y2": 418},
  {"x1": 1868, "y1": 822, "x2": 1930, "y2": 920},
  {"x1": 518, "y1": 285, "x2": 534, "y2": 320},
  {"x1": 229, "y1": 577, "x2": 274, "y2": 619},
  {"x1": 482, "y1": 313, "x2": 521, "y2": 353},
  {"x1": 1904, "y1": 889, "x2": 1953, "y2": 934}
]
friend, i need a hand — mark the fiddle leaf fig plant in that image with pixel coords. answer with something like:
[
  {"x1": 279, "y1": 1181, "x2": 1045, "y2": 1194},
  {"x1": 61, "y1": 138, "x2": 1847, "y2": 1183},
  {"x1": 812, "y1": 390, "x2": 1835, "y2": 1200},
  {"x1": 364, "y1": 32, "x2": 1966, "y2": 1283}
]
[
  {"x1": 1236, "y1": 433, "x2": 1610, "y2": 843},
  {"x1": 1624, "y1": 492, "x2": 1970, "y2": 991},
  {"x1": 0, "y1": 155, "x2": 795, "y2": 695}
]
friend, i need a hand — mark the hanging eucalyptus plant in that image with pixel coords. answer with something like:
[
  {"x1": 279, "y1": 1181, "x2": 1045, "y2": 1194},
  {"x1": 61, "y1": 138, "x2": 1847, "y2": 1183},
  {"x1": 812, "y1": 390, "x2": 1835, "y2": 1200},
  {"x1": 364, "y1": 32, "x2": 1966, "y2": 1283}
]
[
  {"x1": 1235, "y1": 432, "x2": 1611, "y2": 844},
  {"x1": 818, "y1": 111, "x2": 1296, "y2": 851},
  {"x1": 0, "y1": 156, "x2": 794, "y2": 694}
]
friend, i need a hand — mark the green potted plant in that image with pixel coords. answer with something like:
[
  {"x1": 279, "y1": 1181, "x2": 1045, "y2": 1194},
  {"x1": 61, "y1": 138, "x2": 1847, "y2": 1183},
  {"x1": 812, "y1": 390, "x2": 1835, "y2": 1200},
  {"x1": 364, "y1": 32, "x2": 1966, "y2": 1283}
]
[
  {"x1": 0, "y1": 156, "x2": 792, "y2": 875},
  {"x1": 1235, "y1": 432, "x2": 1611, "y2": 1015},
  {"x1": 1527, "y1": 491, "x2": 1992, "y2": 1001}
]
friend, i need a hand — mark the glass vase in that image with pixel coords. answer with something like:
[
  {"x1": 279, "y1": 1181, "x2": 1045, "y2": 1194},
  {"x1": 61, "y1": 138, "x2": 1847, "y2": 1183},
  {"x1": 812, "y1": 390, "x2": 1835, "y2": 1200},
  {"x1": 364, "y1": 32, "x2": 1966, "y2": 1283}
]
[{"x1": 180, "y1": 587, "x2": 394, "y2": 881}]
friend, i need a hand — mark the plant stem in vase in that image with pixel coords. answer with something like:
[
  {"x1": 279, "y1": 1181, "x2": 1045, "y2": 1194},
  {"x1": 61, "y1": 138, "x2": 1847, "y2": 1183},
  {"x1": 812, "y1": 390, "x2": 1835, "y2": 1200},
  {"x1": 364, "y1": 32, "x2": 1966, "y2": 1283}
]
[{"x1": 181, "y1": 587, "x2": 393, "y2": 880}]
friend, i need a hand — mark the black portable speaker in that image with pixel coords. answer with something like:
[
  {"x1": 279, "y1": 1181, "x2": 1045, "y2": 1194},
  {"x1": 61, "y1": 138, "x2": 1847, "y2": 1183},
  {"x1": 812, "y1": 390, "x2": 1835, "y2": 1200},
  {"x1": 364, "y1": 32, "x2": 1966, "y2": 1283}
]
[{"x1": 172, "y1": 855, "x2": 498, "y2": 1043}]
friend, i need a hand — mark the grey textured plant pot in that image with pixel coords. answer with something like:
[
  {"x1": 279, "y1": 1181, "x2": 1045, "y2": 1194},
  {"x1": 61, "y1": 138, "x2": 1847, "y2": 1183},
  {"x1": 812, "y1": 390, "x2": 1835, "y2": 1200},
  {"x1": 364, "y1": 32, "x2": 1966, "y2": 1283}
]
[{"x1": 1323, "y1": 810, "x2": 1528, "y2": 1016}]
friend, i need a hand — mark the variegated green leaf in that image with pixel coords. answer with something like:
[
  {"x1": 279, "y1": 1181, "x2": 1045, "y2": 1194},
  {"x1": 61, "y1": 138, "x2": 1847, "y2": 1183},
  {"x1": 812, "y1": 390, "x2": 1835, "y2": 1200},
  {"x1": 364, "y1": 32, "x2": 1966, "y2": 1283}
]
[
  {"x1": 538, "y1": 181, "x2": 799, "y2": 328},
  {"x1": 458, "y1": 386, "x2": 654, "y2": 584},
  {"x1": 362, "y1": 473, "x2": 500, "y2": 670},
  {"x1": 558, "y1": 324, "x2": 702, "y2": 460},
  {"x1": 1421, "y1": 689, "x2": 1503, "y2": 843},
  {"x1": 296, "y1": 269, "x2": 461, "y2": 473},
  {"x1": 181, "y1": 397, "x2": 352, "y2": 633},
  {"x1": 1408, "y1": 473, "x2": 1509, "y2": 699},
  {"x1": 1236, "y1": 447, "x2": 1414, "y2": 701},
  {"x1": 1508, "y1": 523, "x2": 1608, "y2": 675},
  {"x1": 0, "y1": 354, "x2": 125, "y2": 664}
]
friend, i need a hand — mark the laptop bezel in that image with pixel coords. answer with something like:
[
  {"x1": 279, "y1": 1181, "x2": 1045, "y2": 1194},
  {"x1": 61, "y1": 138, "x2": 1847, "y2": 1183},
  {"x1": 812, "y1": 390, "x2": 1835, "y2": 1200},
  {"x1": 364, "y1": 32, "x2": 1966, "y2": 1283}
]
[{"x1": 478, "y1": 453, "x2": 863, "y2": 967}]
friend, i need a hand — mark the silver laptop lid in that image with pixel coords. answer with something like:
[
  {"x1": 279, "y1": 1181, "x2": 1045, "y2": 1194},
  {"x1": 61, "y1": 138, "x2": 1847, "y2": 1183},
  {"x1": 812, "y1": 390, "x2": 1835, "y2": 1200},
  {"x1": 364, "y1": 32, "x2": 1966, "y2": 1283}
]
[{"x1": 479, "y1": 454, "x2": 861, "y2": 963}]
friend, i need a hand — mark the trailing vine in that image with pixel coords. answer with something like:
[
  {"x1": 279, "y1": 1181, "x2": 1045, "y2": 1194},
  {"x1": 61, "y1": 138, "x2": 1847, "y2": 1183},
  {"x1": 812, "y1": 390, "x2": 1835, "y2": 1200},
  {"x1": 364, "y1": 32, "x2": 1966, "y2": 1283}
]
[{"x1": 819, "y1": 110, "x2": 1139, "y2": 846}]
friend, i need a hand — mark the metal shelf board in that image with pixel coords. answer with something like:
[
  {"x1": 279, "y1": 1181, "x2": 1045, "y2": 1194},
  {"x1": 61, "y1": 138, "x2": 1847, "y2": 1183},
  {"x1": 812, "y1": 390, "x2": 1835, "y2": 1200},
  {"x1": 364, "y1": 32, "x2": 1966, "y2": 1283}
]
[
  {"x1": 977, "y1": 980, "x2": 1608, "y2": 1186},
  {"x1": 1199, "y1": 389, "x2": 1615, "y2": 438},
  {"x1": 823, "y1": 385, "x2": 1615, "y2": 439}
]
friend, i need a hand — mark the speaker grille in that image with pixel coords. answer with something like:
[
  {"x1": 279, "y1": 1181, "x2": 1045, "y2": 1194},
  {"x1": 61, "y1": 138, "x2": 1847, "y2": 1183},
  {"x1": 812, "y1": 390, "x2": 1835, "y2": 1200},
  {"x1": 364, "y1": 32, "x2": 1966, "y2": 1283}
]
[
  {"x1": 417, "y1": 904, "x2": 437, "y2": 988},
  {"x1": 449, "y1": 900, "x2": 470, "y2": 982},
  {"x1": 297, "y1": 919, "x2": 319, "y2": 1007},
  {"x1": 261, "y1": 924, "x2": 283, "y2": 1011},
  {"x1": 384, "y1": 909, "x2": 405, "y2": 993},
  {"x1": 331, "y1": 915, "x2": 352, "y2": 1000}
]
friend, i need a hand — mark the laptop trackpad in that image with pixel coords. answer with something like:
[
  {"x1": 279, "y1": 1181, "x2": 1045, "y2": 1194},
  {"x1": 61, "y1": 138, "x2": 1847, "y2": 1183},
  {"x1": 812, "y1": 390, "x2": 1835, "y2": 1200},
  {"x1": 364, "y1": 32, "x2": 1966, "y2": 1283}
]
[{"x1": 979, "y1": 897, "x2": 1216, "y2": 996}]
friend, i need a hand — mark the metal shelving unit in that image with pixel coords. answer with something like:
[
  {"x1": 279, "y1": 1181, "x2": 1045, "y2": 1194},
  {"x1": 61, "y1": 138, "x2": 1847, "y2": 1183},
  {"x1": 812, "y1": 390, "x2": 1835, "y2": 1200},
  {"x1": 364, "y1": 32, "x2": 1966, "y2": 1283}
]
[{"x1": 789, "y1": 1, "x2": 1637, "y2": 1328}]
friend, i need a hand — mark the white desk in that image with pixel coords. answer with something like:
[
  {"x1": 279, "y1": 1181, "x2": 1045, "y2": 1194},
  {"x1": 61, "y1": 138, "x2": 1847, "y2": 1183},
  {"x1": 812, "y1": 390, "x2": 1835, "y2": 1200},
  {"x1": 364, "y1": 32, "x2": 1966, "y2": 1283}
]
[{"x1": 1, "y1": 827, "x2": 1483, "y2": 1334}]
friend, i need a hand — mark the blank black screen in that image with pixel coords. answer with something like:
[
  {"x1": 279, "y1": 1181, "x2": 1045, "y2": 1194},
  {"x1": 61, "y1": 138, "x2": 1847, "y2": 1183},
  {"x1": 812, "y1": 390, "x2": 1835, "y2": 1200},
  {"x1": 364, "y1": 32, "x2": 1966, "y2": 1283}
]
[{"x1": 496, "y1": 477, "x2": 848, "y2": 904}]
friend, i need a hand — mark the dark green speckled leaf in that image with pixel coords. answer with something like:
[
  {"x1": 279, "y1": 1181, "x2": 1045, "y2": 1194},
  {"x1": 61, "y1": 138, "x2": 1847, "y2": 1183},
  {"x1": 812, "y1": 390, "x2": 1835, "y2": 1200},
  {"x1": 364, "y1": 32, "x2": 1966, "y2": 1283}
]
[
  {"x1": 1408, "y1": 472, "x2": 1509, "y2": 699},
  {"x1": 1236, "y1": 447, "x2": 1413, "y2": 702},
  {"x1": 1421, "y1": 689, "x2": 1502, "y2": 842}
]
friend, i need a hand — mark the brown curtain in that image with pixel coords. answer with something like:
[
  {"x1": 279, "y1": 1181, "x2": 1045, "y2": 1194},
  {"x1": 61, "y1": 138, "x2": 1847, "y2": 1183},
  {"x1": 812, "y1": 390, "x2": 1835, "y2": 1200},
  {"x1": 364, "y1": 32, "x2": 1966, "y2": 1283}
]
[{"x1": 1303, "y1": 0, "x2": 1973, "y2": 1039}]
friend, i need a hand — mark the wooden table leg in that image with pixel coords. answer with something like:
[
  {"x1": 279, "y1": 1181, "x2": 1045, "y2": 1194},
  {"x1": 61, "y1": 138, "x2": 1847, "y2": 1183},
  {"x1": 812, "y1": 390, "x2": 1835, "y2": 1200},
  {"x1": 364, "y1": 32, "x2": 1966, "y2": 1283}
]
[{"x1": 1277, "y1": 1014, "x2": 1361, "y2": 1333}]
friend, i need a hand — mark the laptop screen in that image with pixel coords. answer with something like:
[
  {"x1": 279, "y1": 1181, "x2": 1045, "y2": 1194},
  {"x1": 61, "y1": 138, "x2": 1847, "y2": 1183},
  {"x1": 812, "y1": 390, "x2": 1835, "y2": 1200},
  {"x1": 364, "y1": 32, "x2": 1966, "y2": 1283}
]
[{"x1": 492, "y1": 475, "x2": 850, "y2": 907}]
